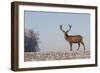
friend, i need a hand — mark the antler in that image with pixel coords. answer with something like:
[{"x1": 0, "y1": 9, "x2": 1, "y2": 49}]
[
  {"x1": 60, "y1": 24, "x2": 65, "y2": 32},
  {"x1": 66, "y1": 24, "x2": 72, "y2": 32}
]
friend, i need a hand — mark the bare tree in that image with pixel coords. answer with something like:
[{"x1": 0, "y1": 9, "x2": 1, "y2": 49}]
[
  {"x1": 60, "y1": 24, "x2": 85, "y2": 51},
  {"x1": 24, "y1": 29, "x2": 40, "y2": 52}
]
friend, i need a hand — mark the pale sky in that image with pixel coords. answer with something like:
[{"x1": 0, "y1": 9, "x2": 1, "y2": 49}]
[{"x1": 24, "y1": 11, "x2": 90, "y2": 52}]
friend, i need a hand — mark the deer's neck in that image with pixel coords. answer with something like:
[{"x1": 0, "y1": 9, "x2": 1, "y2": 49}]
[{"x1": 64, "y1": 33, "x2": 69, "y2": 38}]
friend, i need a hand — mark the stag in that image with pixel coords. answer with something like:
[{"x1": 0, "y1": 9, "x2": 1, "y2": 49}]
[{"x1": 60, "y1": 24, "x2": 85, "y2": 51}]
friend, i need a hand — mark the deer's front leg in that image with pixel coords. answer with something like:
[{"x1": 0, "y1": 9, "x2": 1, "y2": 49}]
[
  {"x1": 70, "y1": 43, "x2": 72, "y2": 51},
  {"x1": 77, "y1": 43, "x2": 80, "y2": 50}
]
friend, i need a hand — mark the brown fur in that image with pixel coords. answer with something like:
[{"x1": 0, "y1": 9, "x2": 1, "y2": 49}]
[{"x1": 60, "y1": 24, "x2": 85, "y2": 51}]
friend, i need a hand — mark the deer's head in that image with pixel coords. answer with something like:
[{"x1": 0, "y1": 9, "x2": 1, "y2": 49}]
[{"x1": 60, "y1": 24, "x2": 72, "y2": 37}]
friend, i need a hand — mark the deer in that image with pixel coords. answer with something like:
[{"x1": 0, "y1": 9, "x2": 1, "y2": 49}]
[{"x1": 60, "y1": 24, "x2": 85, "y2": 51}]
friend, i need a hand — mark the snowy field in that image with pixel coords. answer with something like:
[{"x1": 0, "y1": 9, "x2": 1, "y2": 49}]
[{"x1": 24, "y1": 50, "x2": 90, "y2": 62}]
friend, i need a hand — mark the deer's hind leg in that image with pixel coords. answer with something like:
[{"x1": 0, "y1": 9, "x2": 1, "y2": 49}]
[
  {"x1": 81, "y1": 41, "x2": 85, "y2": 51},
  {"x1": 77, "y1": 43, "x2": 80, "y2": 51}
]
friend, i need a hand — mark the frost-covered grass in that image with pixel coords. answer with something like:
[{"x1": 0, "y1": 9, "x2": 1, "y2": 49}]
[{"x1": 24, "y1": 50, "x2": 90, "y2": 62}]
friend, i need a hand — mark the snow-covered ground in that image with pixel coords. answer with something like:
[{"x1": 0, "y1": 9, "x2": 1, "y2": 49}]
[{"x1": 24, "y1": 50, "x2": 90, "y2": 62}]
